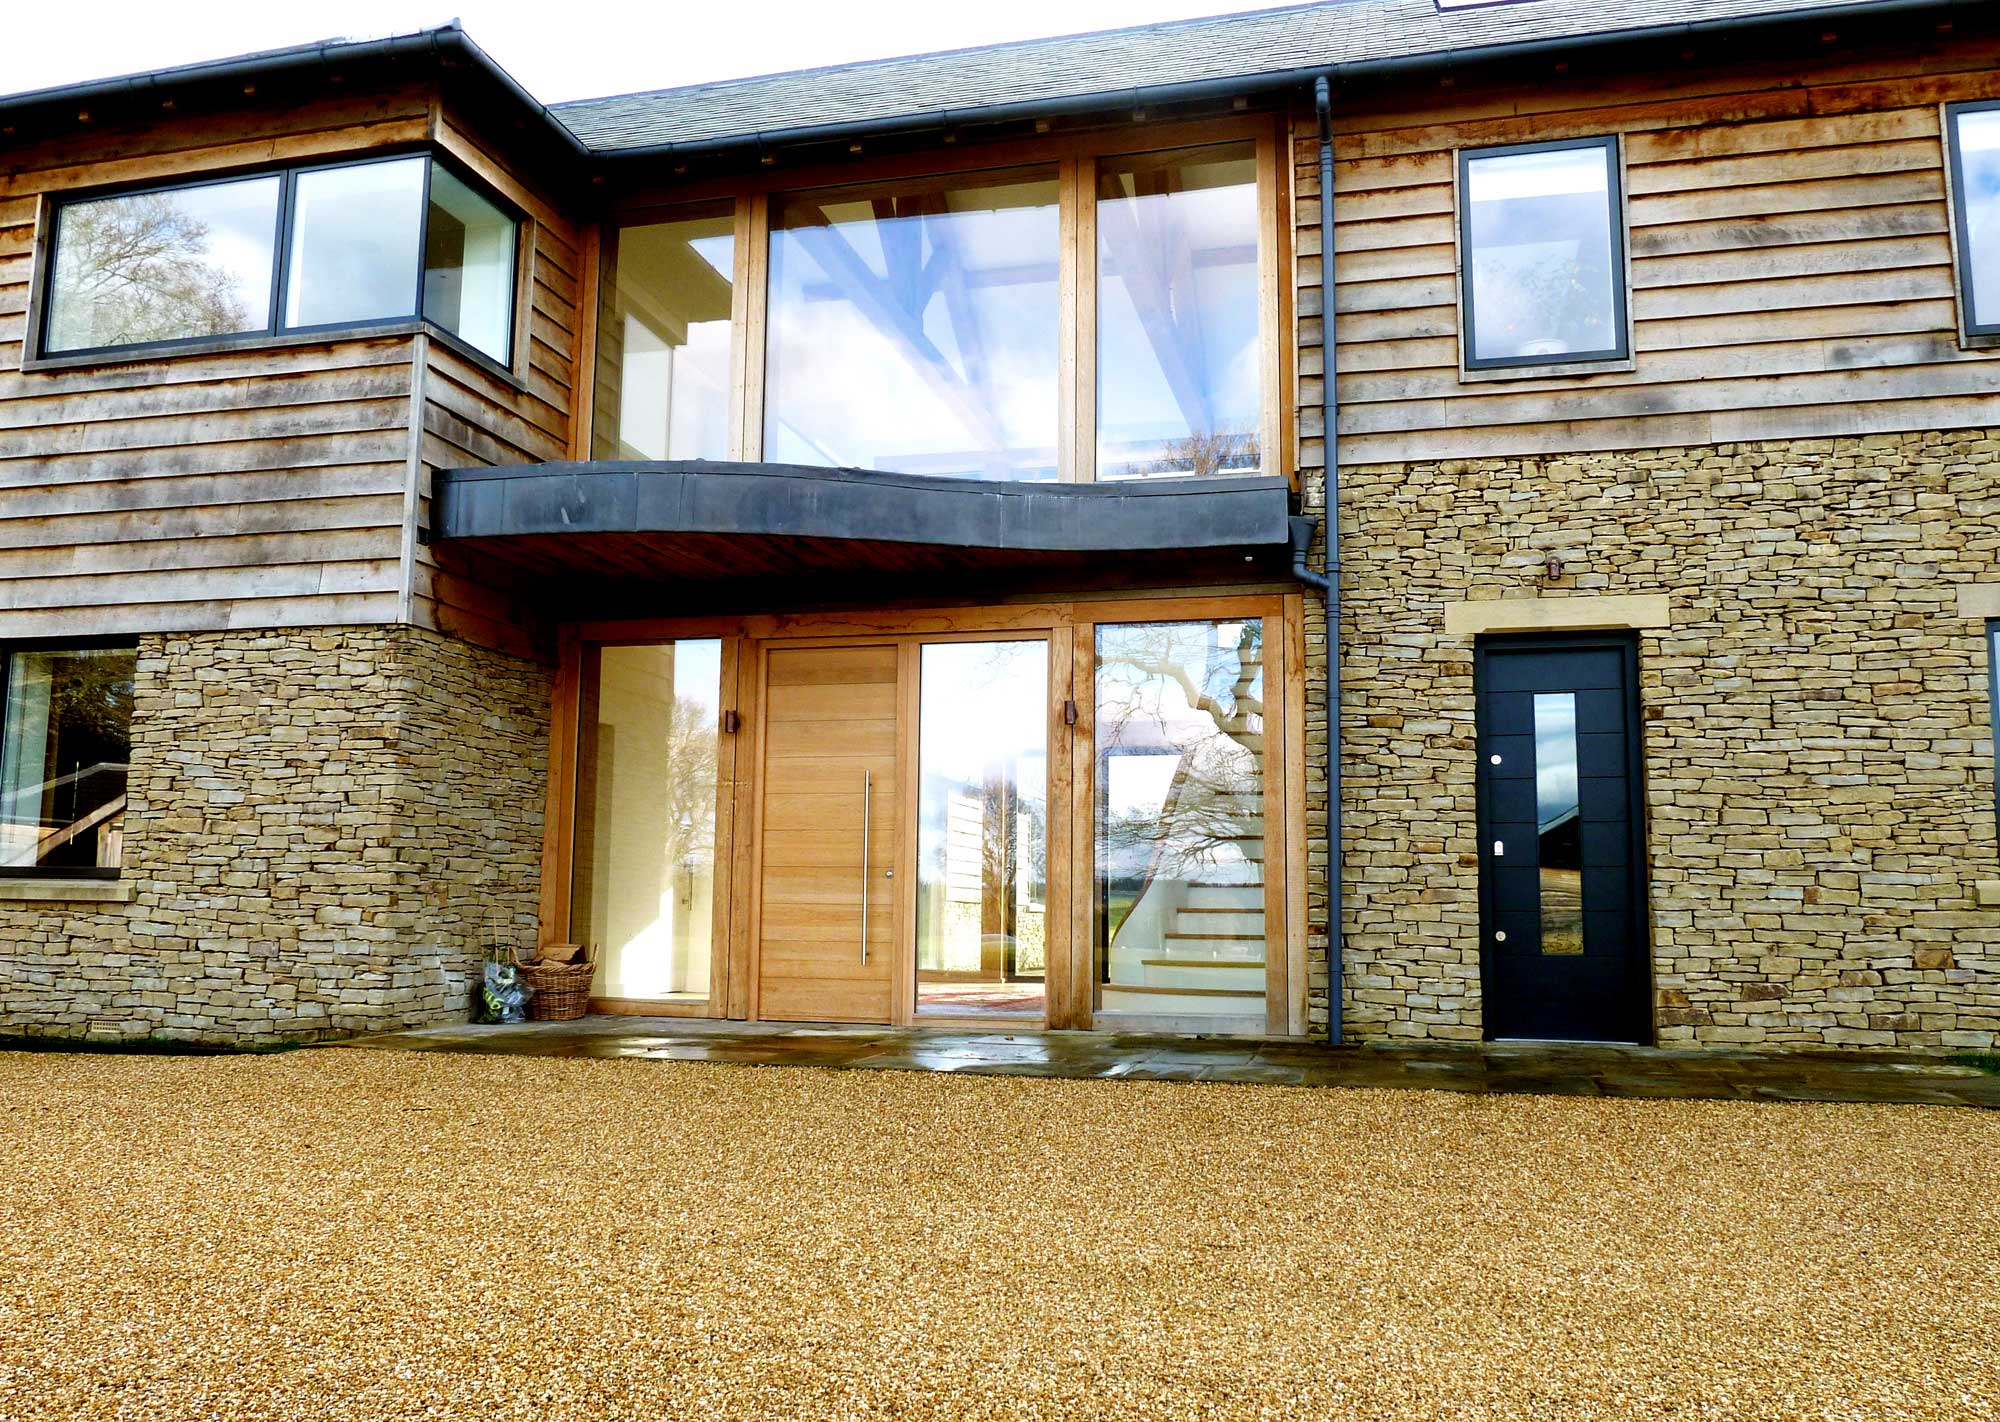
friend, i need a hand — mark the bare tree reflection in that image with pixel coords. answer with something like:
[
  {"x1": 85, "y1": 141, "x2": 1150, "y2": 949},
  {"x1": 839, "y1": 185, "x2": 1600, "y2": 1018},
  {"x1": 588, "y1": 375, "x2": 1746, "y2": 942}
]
[{"x1": 52, "y1": 196, "x2": 251, "y2": 348}]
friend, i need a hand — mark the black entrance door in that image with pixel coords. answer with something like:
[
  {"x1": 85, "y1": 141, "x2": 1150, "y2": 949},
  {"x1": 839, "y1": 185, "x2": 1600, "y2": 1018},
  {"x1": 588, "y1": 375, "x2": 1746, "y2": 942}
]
[{"x1": 1475, "y1": 637, "x2": 1649, "y2": 1042}]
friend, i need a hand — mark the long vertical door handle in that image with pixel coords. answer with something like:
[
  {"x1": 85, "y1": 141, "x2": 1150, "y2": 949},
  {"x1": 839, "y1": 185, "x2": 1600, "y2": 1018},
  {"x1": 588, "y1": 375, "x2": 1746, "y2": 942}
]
[{"x1": 860, "y1": 769, "x2": 871, "y2": 965}]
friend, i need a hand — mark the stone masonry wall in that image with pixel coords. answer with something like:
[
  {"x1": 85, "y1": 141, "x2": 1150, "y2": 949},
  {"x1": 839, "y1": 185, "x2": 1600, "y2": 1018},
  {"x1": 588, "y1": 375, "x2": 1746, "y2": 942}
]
[
  {"x1": 1298, "y1": 427, "x2": 2000, "y2": 1052},
  {"x1": 0, "y1": 626, "x2": 551, "y2": 1043}
]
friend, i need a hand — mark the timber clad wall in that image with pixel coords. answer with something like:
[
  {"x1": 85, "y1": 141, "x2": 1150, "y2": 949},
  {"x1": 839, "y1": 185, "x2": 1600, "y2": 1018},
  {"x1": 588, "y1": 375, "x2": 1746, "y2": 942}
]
[
  {"x1": 1294, "y1": 30, "x2": 2000, "y2": 466},
  {"x1": 0, "y1": 93, "x2": 441, "y2": 637},
  {"x1": 0, "y1": 93, "x2": 583, "y2": 650},
  {"x1": 413, "y1": 111, "x2": 586, "y2": 654}
]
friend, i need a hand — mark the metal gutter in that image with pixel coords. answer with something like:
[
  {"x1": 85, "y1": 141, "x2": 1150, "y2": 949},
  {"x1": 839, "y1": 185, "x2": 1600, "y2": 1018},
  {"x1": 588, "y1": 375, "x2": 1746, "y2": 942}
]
[
  {"x1": 579, "y1": 0, "x2": 1963, "y2": 161},
  {"x1": 0, "y1": 24, "x2": 593, "y2": 161}
]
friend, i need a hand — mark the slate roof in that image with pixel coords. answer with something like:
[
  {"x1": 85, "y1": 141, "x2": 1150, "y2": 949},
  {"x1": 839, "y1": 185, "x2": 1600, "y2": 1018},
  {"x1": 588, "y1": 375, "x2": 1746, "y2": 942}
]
[{"x1": 553, "y1": 0, "x2": 1905, "y2": 153}]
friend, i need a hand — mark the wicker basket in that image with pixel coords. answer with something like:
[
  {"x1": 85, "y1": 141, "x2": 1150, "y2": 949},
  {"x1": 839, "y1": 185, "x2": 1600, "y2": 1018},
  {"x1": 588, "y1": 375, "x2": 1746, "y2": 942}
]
[{"x1": 514, "y1": 945, "x2": 595, "y2": 1022}]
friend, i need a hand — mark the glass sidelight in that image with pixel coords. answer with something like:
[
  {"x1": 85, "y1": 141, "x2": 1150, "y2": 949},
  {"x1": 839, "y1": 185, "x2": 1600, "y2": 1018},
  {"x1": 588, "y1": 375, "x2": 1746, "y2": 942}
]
[
  {"x1": 1094, "y1": 619, "x2": 1267, "y2": 1018},
  {"x1": 915, "y1": 641, "x2": 1049, "y2": 1017},
  {"x1": 571, "y1": 641, "x2": 723, "y2": 1003}
]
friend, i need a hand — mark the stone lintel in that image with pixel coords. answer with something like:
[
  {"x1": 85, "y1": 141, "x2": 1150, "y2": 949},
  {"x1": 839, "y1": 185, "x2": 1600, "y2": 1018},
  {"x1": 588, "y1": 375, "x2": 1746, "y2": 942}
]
[
  {"x1": 1443, "y1": 594, "x2": 1673, "y2": 637},
  {"x1": 0, "y1": 879, "x2": 134, "y2": 904},
  {"x1": 1957, "y1": 585, "x2": 2000, "y2": 619}
]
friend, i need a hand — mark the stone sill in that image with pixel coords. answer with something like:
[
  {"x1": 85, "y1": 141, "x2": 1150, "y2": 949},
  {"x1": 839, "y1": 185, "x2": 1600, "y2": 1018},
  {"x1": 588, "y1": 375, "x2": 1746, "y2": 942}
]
[{"x1": 0, "y1": 879, "x2": 133, "y2": 904}]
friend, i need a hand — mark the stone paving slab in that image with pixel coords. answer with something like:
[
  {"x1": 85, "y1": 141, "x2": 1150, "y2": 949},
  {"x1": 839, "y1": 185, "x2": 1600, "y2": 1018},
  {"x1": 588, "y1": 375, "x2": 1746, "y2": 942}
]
[{"x1": 343, "y1": 1016, "x2": 2000, "y2": 1107}]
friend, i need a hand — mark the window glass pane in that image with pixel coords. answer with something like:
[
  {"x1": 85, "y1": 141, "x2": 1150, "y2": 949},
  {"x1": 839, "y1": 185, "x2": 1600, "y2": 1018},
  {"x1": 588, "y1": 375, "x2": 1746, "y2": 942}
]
[
  {"x1": 1096, "y1": 144, "x2": 1261, "y2": 480},
  {"x1": 284, "y1": 157, "x2": 426, "y2": 329},
  {"x1": 1533, "y1": 692, "x2": 1584, "y2": 955},
  {"x1": 422, "y1": 165, "x2": 516, "y2": 363},
  {"x1": 0, "y1": 648, "x2": 135, "y2": 873},
  {"x1": 1464, "y1": 142, "x2": 1621, "y2": 363},
  {"x1": 917, "y1": 640, "x2": 1048, "y2": 1018},
  {"x1": 571, "y1": 641, "x2": 721, "y2": 1002},
  {"x1": 1095, "y1": 620, "x2": 1266, "y2": 1017},
  {"x1": 593, "y1": 210, "x2": 736, "y2": 461},
  {"x1": 1954, "y1": 109, "x2": 2000, "y2": 330},
  {"x1": 44, "y1": 177, "x2": 280, "y2": 353},
  {"x1": 765, "y1": 171, "x2": 1060, "y2": 480}
]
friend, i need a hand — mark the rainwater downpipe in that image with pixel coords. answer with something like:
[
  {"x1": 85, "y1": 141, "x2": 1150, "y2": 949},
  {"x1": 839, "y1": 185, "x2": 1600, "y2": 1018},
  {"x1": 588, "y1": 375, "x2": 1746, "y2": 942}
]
[{"x1": 1309, "y1": 74, "x2": 1345, "y2": 1045}]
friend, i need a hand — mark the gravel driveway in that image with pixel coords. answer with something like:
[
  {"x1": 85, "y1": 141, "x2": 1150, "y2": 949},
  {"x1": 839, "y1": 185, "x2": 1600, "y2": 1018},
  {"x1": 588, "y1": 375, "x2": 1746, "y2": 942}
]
[{"x1": 1, "y1": 1049, "x2": 1994, "y2": 1421}]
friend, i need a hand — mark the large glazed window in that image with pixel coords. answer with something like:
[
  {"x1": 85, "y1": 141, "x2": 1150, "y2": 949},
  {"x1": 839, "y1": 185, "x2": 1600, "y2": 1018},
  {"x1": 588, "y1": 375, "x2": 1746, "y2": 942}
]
[
  {"x1": 38, "y1": 155, "x2": 520, "y2": 364},
  {"x1": 0, "y1": 646, "x2": 136, "y2": 877},
  {"x1": 593, "y1": 208, "x2": 737, "y2": 461},
  {"x1": 1458, "y1": 137, "x2": 1627, "y2": 369},
  {"x1": 43, "y1": 177, "x2": 282, "y2": 353},
  {"x1": 765, "y1": 171, "x2": 1061, "y2": 479},
  {"x1": 916, "y1": 640, "x2": 1048, "y2": 1017},
  {"x1": 1096, "y1": 144, "x2": 1262, "y2": 479},
  {"x1": 1947, "y1": 103, "x2": 2000, "y2": 338},
  {"x1": 571, "y1": 641, "x2": 723, "y2": 1004},
  {"x1": 1094, "y1": 619, "x2": 1266, "y2": 1019}
]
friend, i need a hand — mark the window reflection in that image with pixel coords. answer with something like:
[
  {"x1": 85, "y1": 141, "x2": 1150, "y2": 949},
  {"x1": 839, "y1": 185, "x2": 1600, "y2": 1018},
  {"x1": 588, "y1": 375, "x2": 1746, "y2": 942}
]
[
  {"x1": 0, "y1": 647, "x2": 135, "y2": 874},
  {"x1": 916, "y1": 641, "x2": 1047, "y2": 1017},
  {"x1": 572, "y1": 641, "x2": 722, "y2": 1002},
  {"x1": 765, "y1": 172, "x2": 1060, "y2": 480},
  {"x1": 594, "y1": 209, "x2": 736, "y2": 461},
  {"x1": 1096, "y1": 144, "x2": 1261, "y2": 479},
  {"x1": 1463, "y1": 141, "x2": 1623, "y2": 364},
  {"x1": 285, "y1": 158, "x2": 427, "y2": 330},
  {"x1": 45, "y1": 177, "x2": 281, "y2": 353},
  {"x1": 1095, "y1": 620, "x2": 1266, "y2": 1017},
  {"x1": 1952, "y1": 108, "x2": 2000, "y2": 331},
  {"x1": 1533, "y1": 692, "x2": 1584, "y2": 956}
]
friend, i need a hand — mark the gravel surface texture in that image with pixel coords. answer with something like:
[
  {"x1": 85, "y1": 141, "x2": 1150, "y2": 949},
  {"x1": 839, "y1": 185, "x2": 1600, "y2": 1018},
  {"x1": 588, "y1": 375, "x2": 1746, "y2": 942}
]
[{"x1": 0, "y1": 1049, "x2": 1995, "y2": 1421}]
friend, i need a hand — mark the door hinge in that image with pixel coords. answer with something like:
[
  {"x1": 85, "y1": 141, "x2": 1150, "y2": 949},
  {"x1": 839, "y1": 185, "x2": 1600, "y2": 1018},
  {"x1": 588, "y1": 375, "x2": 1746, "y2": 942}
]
[
  {"x1": 1063, "y1": 699, "x2": 1078, "y2": 727},
  {"x1": 722, "y1": 709, "x2": 741, "y2": 734}
]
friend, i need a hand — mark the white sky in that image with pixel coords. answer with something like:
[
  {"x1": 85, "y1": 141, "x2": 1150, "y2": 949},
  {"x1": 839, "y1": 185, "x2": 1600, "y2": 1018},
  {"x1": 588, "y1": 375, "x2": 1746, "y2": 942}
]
[{"x1": 3, "y1": 0, "x2": 1286, "y2": 105}]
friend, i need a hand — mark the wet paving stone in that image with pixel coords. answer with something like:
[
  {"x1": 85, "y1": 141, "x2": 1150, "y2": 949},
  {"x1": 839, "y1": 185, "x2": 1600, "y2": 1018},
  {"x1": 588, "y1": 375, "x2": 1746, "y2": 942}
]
[{"x1": 342, "y1": 1017, "x2": 2000, "y2": 1107}]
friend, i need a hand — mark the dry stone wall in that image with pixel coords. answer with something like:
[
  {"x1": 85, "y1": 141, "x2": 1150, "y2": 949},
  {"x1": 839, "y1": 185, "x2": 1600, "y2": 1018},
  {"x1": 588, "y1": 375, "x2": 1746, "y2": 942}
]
[
  {"x1": 1298, "y1": 428, "x2": 2000, "y2": 1051},
  {"x1": 0, "y1": 626, "x2": 550, "y2": 1043}
]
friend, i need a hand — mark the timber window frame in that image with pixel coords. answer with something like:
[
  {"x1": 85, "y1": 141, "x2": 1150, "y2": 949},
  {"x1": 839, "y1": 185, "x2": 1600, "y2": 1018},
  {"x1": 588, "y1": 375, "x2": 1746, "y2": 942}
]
[
  {"x1": 28, "y1": 149, "x2": 526, "y2": 375},
  {"x1": 1454, "y1": 134, "x2": 1632, "y2": 374},
  {"x1": 0, "y1": 638, "x2": 137, "y2": 881},
  {"x1": 1943, "y1": 99, "x2": 2000, "y2": 344},
  {"x1": 590, "y1": 113, "x2": 1292, "y2": 483}
]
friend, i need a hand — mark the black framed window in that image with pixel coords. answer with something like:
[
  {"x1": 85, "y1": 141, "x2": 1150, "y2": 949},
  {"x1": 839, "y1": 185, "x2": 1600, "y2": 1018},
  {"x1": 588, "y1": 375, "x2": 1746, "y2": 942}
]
[
  {"x1": 0, "y1": 643, "x2": 136, "y2": 878},
  {"x1": 1946, "y1": 101, "x2": 2000, "y2": 338},
  {"x1": 40, "y1": 153, "x2": 518, "y2": 366},
  {"x1": 1458, "y1": 136, "x2": 1628, "y2": 370}
]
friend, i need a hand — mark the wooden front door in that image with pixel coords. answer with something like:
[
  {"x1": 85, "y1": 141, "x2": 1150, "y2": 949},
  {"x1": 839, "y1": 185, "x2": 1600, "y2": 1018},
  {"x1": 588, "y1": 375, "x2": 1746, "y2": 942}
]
[{"x1": 754, "y1": 643, "x2": 900, "y2": 1022}]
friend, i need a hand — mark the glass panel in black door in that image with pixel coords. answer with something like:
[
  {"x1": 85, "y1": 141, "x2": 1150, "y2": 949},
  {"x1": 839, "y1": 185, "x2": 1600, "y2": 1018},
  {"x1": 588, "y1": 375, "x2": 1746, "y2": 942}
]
[{"x1": 1477, "y1": 641, "x2": 1646, "y2": 1042}]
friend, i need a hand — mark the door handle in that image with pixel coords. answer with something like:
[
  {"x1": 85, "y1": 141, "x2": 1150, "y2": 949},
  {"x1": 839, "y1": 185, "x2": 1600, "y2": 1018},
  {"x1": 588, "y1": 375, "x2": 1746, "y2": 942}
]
[{"x1": 860, "y1": 768, "x2": 871, "y2": 965}]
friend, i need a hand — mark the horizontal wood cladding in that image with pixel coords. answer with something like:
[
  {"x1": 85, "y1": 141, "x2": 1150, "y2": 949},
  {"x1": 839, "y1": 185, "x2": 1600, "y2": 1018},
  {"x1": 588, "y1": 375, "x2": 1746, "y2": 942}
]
[
  {"x1": 1294, "y1": 30, "x2": 2000, "y2": 468},
  {"x1": 412, "y1": 113, "x2": 586, "y2": 659},
  {"x1": 0, "y1": 94, "x2": 582, "y2": 648}
]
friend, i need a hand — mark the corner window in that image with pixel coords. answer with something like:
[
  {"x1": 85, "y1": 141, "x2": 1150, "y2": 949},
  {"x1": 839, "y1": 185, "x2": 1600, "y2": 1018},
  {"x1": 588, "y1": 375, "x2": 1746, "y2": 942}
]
[
  {"x1": 1946, "y1": 102, "x2": 2000, "y2": 338},
  {"x1": 1458, "y1": 136, "x2": 1628, "y2": 369},
  {"x1": 41, "y1": 154, "x2": 519, "y2": 366},
  {"x1": 0, "y1": 645, "x2": 136, "y2": 878}
]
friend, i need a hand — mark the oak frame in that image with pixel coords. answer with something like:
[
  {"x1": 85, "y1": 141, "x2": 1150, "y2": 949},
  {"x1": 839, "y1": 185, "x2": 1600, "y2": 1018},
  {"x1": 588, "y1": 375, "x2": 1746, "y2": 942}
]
[
  {"x1": 584, "y1": 113, "x2": 1294, "y2": 484},
  {"x1": 547, "y1": 591, "x2": 1306, "y2": 1035}
]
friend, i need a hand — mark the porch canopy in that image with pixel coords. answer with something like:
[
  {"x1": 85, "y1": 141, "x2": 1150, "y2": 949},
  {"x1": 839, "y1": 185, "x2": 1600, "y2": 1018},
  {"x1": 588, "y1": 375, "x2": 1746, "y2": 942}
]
[{"x1": 430, "y1": 461, "x2": 1297, "y2": 600}]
